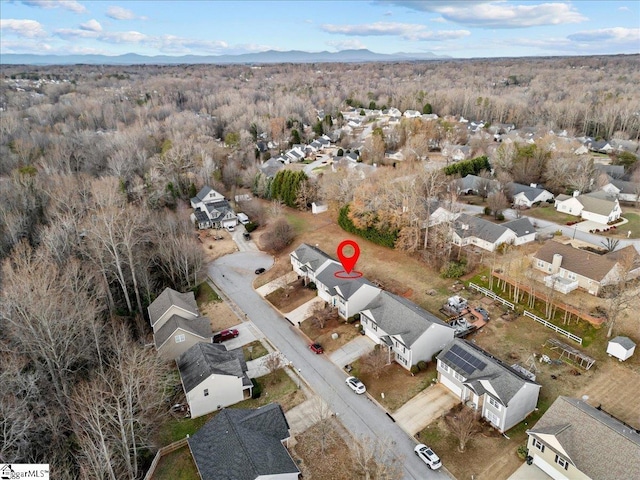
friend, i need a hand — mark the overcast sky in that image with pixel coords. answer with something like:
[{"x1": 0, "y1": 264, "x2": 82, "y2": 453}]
[{"x1": 1, "y1": 0, "x2": 639, "y2": 58}]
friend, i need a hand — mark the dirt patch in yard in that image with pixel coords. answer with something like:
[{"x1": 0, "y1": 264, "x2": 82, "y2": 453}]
[
  {"x1": 200, "y1": 301, "x2": 241, "y2": 331},
  {"x1": 198, "y1": 229, "x2": 238, "y2": 263},
  {"x1": 300, "y1": 315, "x2": 362, "y2": 354},
  {"x1": 265, "y1": 279, "x2": 318, "y2": 313}
]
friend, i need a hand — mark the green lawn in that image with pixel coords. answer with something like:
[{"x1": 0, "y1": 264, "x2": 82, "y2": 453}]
[
  {"x1": 194, "y1": 281, "x2": 221, "y2": 304},
  {"x1": 284, "y1": 212, "x2": 311, "y2": 234},
  {"x1": 243, "y1": 340, "x2": 268, "y2": 361},
  {"x1": 152, "y1": 447, "x2": 199, "y2": 480},
  {"x1": 524, "y1": 204, "x2": 577, "y2": 225},
  {"x1": 619, "y1": 212, "x2": 640, "y2": 238}
]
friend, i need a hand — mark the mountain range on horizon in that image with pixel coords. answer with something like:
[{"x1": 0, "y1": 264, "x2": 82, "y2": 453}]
[{"x1": 1, "y1": 48, "x2": 450, "y2": 66}]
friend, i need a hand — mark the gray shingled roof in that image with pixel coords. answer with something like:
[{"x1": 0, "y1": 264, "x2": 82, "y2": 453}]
[
  {"x1": 502, "y1": 217, "x2": 535, "y2": 237},
  {"x1": 610, "y1": 336, "x2": 636, "y2": 350},
  {"x1": 291, "y1": 243, "x2": 335, "y2": 272},
  {"x1": 188, "y1": 403, "x2": 298, "y2": 480},
  {"x1": 454, "y1": 213, "x2": 509, "y2": 243},
  {"x1": 177, "y1": 343, "x2": 247, "y2": 393},
  {"x1": 437, "y1": 339, "x2": 539, "y2": 406},
  {"x1": 508, "y1": 182, "x2": 550, "y2": 201},
  {"x1": 362, "y1": 291, "x2": 452, "y2": 347},
  {"x1": 153, "y1": 314, "x2": 211, "y2": 348},
  {"x1": 575, "y1": 193, "x2": 617, "y2": 216},
  {"x1": 205, "y1": 199, "x2": 234, "y2": 222},
  {"x1": 527, "y1": 396, "x2": 640, "y2": 480},
  {"x1": 147, "y1": 288, "x2": 198, "y2": 327},
  {"x1": 195, "y1": 185, "x2": 214, "y2": 202}
]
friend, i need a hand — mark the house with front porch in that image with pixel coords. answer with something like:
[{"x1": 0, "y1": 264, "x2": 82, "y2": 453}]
[
  {"x1": 532, "y1": 241, "x2": 640, "y2": 295},
  {"x1": 177, "y1": 342, "x2": 252, "y2": 419},
  {"x1": 190, "y1": 186, "x2": 237, "y2": 230},
  {"x1": 555, "y1": 191, "x2": 621, "y2": 225},
  {"x1": 437, "y1": 339, "x2": 540, "y2": 433},
  {"x1": 359, "y1": 291, "x2": 455, "y2": 370},
  {"x1": 525, "y1": 396, "x2": 640, "y2": 480}
]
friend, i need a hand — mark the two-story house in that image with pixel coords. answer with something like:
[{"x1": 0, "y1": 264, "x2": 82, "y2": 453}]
[
  {"x1": 437, "y1": 339, "x2": 541, "y2": 432},
  {"x1": 190, "y1": 186, "x2": 237, "y2": 230},
  {"x1": 359, "y1": 291, "x2": 455, "y2": 370},
  {"x1": 526, "y1": 396, "x2": 640, "y2": 480},
  {"x1": 147, "y1": 287, "x2": 211, "y2": 361},
  {"x1": 290, "y1": 243, "x2": 335, "y2": 285},
  {"x1": 177, "y1": 342, "x2": 252, "y2": 419},
  {"x1": 533, "y1": 241, "x2": 640, "y2": 295}
]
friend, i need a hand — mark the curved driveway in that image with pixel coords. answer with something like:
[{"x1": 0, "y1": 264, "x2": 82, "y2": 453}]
[{"x1": 208, "y1": 252, "x2": 451, "y2": 480}]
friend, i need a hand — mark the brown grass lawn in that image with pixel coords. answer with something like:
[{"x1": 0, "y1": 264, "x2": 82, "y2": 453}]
[
  {"x1": 292, "y1": 419, "x2": 355, "y2": 480},
  {"x1": 265, "y1": 278, "x2": 318, "y2": 313},
  {"x1": 300, "y1": 315, "x2": 362, "y2": 354},
  {"x1": 347, "y1": 359, "x2": 438, "y2": 412}
]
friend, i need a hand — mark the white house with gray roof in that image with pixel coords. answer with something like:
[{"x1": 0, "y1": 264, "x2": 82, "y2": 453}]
[
  {"x1": 188, "y1": 403, "x2": 299, "y2": 480},
  {"x1": 526, "y1": 396, "x2": 640, "y2": 480},
  {"x1": 452, "y1": 214, "x2": 536, "y2": 252},
  {"x1": 437, "y1": 339, "x2": 540, "y2": 432},
  {"x1": 359, "y1": 291, "x2": 455, "y2": 370},
  {"x1": 290, "y1": 243, "x2": 336, "y2": 285},
  {"x1": 509, "y1": 182, "x2": 554, "y2": 207},
  {"x1": 555, "y1": 191, "x2": 621, "y2": 224},
  {"x1": 190, "y1": 185, "x2": 237, "y2": 230},
  {"x1": 177, "y1": 342, "x2": 252, "y2": 419},
  {"x1": 314, "y1": 261, "x2": 381, "y2": 319},
  {"x1": 147, "y1": 287, "x2": 212, "y2": 361}
]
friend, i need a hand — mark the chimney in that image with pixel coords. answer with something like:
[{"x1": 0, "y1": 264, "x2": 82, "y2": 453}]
[{"x1": 552, "y1": 254, "x2": 563, "y2": 273}]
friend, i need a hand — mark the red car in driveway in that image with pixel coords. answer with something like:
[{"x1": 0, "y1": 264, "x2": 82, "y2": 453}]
[
  {"x1": 309, "y1": 343, "x2": 324, "y2": 354},
  {"x1": 213, "y1": 329, "x2": 239, "y2": 343}
]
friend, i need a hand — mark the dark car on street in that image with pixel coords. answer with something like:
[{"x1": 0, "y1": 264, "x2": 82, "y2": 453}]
[{"x1": 213, "y1": 328, "x2": 239, "y2": 343}]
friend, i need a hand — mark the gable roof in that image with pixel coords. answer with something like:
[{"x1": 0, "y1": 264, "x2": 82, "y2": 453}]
[
  {"x1": 527, "y1": 396, "x2": 640, "y2": 480},
  {"x1": 154, "y1": 314, "x2": 211, "y2": 349},
  {"x1": 438, "y1": 339, "x2": 539, "y2": 406},
  {"x1": 575, "y1": 193, "x2": 617, "y2": 216},
  {"x1": 205, "y1": 199, "x2": 235, "y2": 222},
  {"x1": 533, "y1": 241, "x2": 638, "y2": 282},
  {"x1": 454, "y1": 213, "x2": 510, "y2": 243},
  {"x1": 508, "y1": 182, "x2": 550, "y2": 201},
  {"x1": 291, "y1": 243, "x2": 335, "y2": 273},
  {"x1": 148, "y1": 288, "x2": 199, "y2": 327},
  {"x1": 362, "y1": 291, "x2": 452, "y2": 347},
  {"x1": 177, "y1": 343, "x2": 248, "y2": 393},
  {"x1": 502, "y1": 218, "x2": 536, "y2": 238},
  {"x1": 609, "y1": 336, "x2": 636, "y2": 350},
  {"x1": 192, "y1": 185, "x2": 214, "y2": 203},
  {"x1": 189, "y1": 403, "x2": 299, "y2": 480}
]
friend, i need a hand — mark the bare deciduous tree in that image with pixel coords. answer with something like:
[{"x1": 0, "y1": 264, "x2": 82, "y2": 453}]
[
  {"x1": 445, "y1": 406, "x2": 481, "y2": 452},
  {"x1": 351, "y1": 435, "x2": 403, "y2": 480},
  {"x1": 360, "y1": 346, "x2": 389, "y2": 379}
]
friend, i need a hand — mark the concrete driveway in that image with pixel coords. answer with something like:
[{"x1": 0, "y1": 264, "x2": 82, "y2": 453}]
[
  {"x1": 329, "y1": 335, "x2": 376, "y2": 368},
  {"x1": 285, "y1": 296, "x2": 324, "y2": 325},
  {"x1": 215, "y1": 321, "x2": 262, "y2": 351},
  {"x1": 393, "y1": 383, "x2": 460, "y2": 436}
]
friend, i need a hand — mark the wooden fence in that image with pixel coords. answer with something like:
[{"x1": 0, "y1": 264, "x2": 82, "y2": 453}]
[
  {"x1": 143, "y1": 437, "x2": 189, "y2": 480},
  {"x1": 524, "y1": 310, "x2": 583, "y2": 345},
  {"x1": 468, "y1": 282, "x2": 515, "y2": 309}
]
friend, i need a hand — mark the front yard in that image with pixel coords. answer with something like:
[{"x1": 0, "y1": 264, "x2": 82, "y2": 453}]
[{"x1": 524, "y1": 203, "x2": 578, "y2": 225}]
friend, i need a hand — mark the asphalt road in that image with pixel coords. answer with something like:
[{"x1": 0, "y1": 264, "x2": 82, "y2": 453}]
[{"x1": 208, "y1": 252, "x2": 451, "y2": 480}]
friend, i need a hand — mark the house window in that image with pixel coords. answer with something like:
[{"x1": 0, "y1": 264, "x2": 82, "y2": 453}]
[
  {"x1": 532, "y1": 438, "x2": 545, "y2": 452},
  {"x1": 440, "y1": 362, "x2": 450, "y2": 373},
  {"x1": 555, "y1": 455, "x2": 569, "y2": 470},
  {"x1": 175, "y1": 334, "x2": 186, "y2": 343},
  {"x1": 536, "y1": 260, "x2": 545, "y2": 268},
  {"x1": 567, "y1": 272, "x2": 577, "y2": 281},
  {"x1": 453, "y1": 371, "x2": 466, "y2": 382},
  {"x1": 485, "y1": 410, "x2": 500, "y2": 427},
  {"x1": 204, "y1": 389, "x2": 209, "y2": 397},
  {"x1": 487, "y1": 396, "x2": 501, "y2": 410}
]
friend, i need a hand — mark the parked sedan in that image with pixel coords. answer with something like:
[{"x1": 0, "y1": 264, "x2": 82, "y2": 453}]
[
  {"x1": 414, "y1": 444, "x2": 442, "y2": 470},
  {"x1": 309, "y1": 343, "x2": 324, "y2": 354},
  {"x1": 212, "y1": 328, "x2": 239, "y2": 343},
  {"x1": 345, "y1": 376, "x2": 366, "y2": 394}
]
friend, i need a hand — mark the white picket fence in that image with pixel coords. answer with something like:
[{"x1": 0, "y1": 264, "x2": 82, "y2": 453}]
[
  {"x1": 524, "y1": 311, "x2": 583, "y2": 345},
  {"x1": 468, "y1": 283, "x2": 515, "y2": 310}
]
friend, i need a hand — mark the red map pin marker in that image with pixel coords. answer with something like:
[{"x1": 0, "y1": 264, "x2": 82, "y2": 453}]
[{"x1": 337, "y1": 240, "x2": 360, "y2": 274}]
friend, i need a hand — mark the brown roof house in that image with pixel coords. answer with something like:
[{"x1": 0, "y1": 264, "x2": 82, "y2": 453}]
[
  {"x1": 533, "y1": 242, "x2": 640, "y2": 295},
  {"x1": 147, "y1": 287, "x2": 212, "y2": 361},
  {"x1": 526, "y1": 396, "x2": 640, "y2": 480}
]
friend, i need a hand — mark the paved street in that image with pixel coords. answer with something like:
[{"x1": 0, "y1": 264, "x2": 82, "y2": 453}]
[{"x1": 208, "y1": 252, "x2": 452, "y2": 480}]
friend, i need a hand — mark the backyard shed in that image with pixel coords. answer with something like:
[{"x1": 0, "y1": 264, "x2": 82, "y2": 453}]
[{"x1": 606, "y1": 336, "x2": 636, "y2": 361}]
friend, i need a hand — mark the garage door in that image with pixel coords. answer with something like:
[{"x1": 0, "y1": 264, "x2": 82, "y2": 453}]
[
  {"x1": 439, "y1": 375, "x2": 462, "y2": 397},
  {"x1": 533, "y1": 455, "x2": 568, "y2": 480}
]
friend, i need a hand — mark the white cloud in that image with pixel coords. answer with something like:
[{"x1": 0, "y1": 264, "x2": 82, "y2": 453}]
[
  {"x1": 80, "y1": 19, "x2": 102, "y2": 32},
  {"x1": 55, "y1": 27, "x2": 148, "y2": 44},
  {"x1": 151, "y1": 35, "x2": 228, "y2": 54},
  {"x1": 618, "y1": 6, "x2": 630, "y2": 12},
  {"x1": 327, "y1": 39, "x2": 367, "y2": 51},
  {"x1": 321, "y1": 21, "x2": 469, "y2": 41},
  {"x1": 382, "y1": 1, "x2": 587, "y2": 28},
  {"x1": 568, "y1": 27, "x2": 640, "y2": 43},
  {"x1": 20, "y1": 0, "x2": 86, "y2": 13},
  {"x1": 0, "y1": 19, "x2": 47, "y2": 37},
  {"x1": 106, "y1": 5, "x2": 137, "y2": 20}
]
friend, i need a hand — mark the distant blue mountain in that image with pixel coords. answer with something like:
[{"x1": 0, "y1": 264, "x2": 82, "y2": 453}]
[{"x1": 1, "y1": 49, "x2": 450, "y2": 65}]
